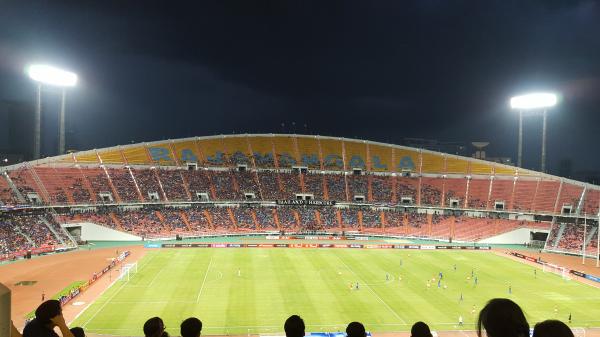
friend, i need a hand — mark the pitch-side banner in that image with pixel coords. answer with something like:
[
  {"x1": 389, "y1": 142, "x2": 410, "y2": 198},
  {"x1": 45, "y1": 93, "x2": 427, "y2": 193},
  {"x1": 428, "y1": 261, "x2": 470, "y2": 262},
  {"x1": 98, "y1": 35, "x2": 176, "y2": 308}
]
[{"x1": 162, "y1": 243, "x2": 491, "y2": 250}]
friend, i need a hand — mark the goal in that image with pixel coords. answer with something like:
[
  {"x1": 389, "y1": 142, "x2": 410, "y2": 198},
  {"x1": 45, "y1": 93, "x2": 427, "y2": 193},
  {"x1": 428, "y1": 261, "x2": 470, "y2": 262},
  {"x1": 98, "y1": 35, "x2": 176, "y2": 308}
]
[
  {"x1": 542, "y1": 263, "x2": 571, "y2": 281},
  {"x1": 118, "y1": 262, "x2": 138, "y2": 282}
]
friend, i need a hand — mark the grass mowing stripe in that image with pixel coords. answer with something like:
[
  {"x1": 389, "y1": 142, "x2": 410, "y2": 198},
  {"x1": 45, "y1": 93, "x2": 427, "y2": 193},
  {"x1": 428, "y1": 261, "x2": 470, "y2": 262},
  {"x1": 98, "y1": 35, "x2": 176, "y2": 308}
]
[{"x1": 335, "y1": 251, "x2": 407, "y2": 324}]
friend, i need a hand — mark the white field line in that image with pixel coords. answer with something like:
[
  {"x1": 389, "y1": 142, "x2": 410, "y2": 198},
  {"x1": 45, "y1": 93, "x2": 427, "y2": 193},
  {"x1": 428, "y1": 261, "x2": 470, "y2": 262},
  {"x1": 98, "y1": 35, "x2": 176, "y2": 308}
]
[
  {"x1": 335, "y1": 253, "x2": 407, "y2": 324},
  {"x1": 71, "y1": 252, "x2": 158, "y2": 326},
  {"x1": 81, "y1": 279, "x2": 129, "y2": 328},
  {"x1": 147, "y1": 265, "x2": 166, "y2": 288},
  {"x1": 196, "y1": 256, "x2": 214, "y2": 303}
]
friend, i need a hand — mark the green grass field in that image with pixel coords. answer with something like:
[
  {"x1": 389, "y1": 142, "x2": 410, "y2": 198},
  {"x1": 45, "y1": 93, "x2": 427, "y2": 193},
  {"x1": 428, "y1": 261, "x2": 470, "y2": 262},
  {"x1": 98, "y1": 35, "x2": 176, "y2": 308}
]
[{"x1": 72, "y1": 249, "x2": 600, "y2": 336}]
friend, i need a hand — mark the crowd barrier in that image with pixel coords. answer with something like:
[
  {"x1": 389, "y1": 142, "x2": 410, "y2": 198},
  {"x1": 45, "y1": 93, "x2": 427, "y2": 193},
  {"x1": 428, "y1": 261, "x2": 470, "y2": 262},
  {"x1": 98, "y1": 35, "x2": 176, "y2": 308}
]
[{"x1": 162, "y1": 243, "x2": 491, "y2": 250}]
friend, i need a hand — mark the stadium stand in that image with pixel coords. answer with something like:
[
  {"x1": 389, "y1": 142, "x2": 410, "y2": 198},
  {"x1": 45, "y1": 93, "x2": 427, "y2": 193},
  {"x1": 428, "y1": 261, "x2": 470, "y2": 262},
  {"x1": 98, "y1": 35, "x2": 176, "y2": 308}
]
[
  {"x1": 325, "y1": 174, "x2": 347, "y2": 201},
  {"x1": 1, "y1": 134, "x2": 599, "y2": 258}
]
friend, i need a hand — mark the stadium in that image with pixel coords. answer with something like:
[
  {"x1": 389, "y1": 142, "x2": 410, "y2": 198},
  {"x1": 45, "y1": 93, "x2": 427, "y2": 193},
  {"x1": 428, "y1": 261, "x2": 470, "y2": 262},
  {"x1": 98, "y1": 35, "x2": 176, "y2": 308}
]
[
  {"x1": 3, "y1": 3, "x2": 600, "y2": 337},
  {"x1": 1, "y1": 134, "x2": 600, "y2": 337}
]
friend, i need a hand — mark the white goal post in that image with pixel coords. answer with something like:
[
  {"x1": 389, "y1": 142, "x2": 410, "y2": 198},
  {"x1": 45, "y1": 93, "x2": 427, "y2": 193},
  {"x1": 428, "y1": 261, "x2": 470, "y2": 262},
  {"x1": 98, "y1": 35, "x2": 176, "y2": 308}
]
[
  {"x1": 118, "y1": 262, "x2": 138, "y2": 282},
  {"x1": 542, "y1": 263, "x2": 571, "y2": 281}
]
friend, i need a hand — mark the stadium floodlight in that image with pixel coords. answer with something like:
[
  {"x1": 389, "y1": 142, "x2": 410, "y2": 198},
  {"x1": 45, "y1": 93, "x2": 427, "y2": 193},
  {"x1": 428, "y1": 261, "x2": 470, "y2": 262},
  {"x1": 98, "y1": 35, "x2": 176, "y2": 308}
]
[
  {"x1": 510, "y1": 93, "x2": 557, "y2": 110},
  {"x1": 26, "y1": 64, "x2": 78, "y2": 87},
  {"x1": 26, "y1": 64, "x2": 78, "y2": 159},
  {"x1": 509, "y1": 92, "x2": 558, "y2": 172}
]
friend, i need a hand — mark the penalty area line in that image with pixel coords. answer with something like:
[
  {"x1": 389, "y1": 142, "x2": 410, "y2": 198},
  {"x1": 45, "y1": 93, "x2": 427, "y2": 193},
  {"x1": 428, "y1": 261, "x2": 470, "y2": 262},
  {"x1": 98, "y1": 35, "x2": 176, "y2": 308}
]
[{"x1": 196, "y1": 256, "x2": 214, "y2": 303}]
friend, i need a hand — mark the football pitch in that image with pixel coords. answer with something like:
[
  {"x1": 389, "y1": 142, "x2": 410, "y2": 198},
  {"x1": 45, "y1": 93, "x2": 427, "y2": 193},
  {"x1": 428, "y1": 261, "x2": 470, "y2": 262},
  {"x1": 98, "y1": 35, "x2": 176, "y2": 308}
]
[{"x1": 73, "y1": 249, "x2": 600, "y2": 336}]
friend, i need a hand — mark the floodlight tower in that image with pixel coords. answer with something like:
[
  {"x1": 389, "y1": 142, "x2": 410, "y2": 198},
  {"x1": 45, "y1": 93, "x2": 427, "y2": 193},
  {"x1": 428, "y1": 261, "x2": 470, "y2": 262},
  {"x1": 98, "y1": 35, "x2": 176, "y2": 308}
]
[
  {"x1": 26, "y1": 64, "x2": 78, "y2": 159},
  {"x1": 509, "y1": 93, "x2": 557, "y2": 172}
]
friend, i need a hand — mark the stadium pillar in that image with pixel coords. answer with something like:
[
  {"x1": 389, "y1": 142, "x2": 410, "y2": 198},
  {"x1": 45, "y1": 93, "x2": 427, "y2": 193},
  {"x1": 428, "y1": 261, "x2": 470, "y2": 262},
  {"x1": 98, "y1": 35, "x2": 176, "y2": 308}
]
[
  {"x1": 541, "y1": 110, "x2": 547, "y2": 173},
  {"x1": 33, "y1": 84, "x2": 42, "y2": 160},
  {"x1": 518, "y1": 111, "x2": 523, "y2": 168},
  {"x1": 59, "y1": 89, "x2": 66, "y2": 155},
  {"x1": 582, "y1": 216, "x2": 586, "y2": 264}
]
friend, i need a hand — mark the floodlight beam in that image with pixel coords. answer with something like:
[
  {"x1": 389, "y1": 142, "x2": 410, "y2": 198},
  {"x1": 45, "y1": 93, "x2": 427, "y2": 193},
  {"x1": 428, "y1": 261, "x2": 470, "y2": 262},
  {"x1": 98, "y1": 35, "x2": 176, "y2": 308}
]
[
  {"x1": 27, "y1": 65, "x2": 78, "y2": 87},
  {"x1": 510, "y1": 93, "x2": 557, "y2": 110}
]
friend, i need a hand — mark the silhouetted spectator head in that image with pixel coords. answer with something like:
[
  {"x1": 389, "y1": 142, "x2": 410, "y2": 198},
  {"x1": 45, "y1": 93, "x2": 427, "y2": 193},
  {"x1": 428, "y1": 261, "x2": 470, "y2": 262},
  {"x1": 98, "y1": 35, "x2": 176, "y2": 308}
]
[
  {"x1": 533, "y1": 320, "x2": 574, "y2": 337},
  {"x1": 70, "y1": 327, "x2": 86, "y2": 337},
  {"x1": 477, "y1": 298, "x2": 529, "y2": 337},
  {"x1": 411, "y1": 322, "x2": 433, "y2": 337},
  {"x1": 144, "y1": 317, "x2": 166, "y2": 337},
  {"x1": 346, "y1": 322, "x2": 366, "y2": 337},
  {"x1": 181, "y1": 317, "x2": 202, "y2": 337},
  {"x1": 284, "y1": 315, "x2": 305, "y2": 337},
  {"x1": 35, "y1": 300, "x2": 62, "y2": 326}
]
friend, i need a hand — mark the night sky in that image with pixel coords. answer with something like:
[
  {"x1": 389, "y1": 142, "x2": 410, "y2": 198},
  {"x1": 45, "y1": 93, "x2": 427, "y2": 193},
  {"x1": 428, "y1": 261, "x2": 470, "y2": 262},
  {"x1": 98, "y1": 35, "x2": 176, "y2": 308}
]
[{"x1": 1, "y1": 1, "x2": 599, "y2": 174}]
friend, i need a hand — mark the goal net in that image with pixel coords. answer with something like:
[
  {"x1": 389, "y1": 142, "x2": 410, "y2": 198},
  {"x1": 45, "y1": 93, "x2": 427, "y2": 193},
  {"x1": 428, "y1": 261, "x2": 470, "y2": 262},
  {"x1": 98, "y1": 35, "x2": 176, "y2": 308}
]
[
  {"x1": 118, "y1": 262, "x2": 138, "y2": 282},
  {"x1": 542, "y1": 263, "x2": 571, "y2": 281}
]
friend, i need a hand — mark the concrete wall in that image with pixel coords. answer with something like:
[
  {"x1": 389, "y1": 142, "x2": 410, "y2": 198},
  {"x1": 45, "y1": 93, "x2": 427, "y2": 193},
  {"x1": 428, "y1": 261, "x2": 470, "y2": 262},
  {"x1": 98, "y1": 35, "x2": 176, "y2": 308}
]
[
  {"x1": 62, "y1": 222, "x2": 142, "y2": 241},
  {"x1": 478, "y1": 227, "x2": 549, "y2": 244}
]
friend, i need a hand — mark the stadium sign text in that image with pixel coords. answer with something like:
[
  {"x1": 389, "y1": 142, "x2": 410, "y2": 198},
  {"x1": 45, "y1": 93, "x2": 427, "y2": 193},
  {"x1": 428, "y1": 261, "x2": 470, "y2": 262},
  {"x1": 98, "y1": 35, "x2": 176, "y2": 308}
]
[{"x1": 276, "y1": 200, "x2": 336, "y2": 206}]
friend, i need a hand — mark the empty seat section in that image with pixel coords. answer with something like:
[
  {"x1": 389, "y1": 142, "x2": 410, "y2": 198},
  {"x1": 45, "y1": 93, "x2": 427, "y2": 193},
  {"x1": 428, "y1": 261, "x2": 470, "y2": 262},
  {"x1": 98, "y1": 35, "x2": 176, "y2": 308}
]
[
  {"x1": 467, "y1": 179, "x2": 489, "y2": 209},
  {"x1": 0, "y1": 175, "x2": 18, "y2": 205},
  {"x1": 512, "y1": 179, "x2": 536, "y2": 211},
  {"x1": 583, "y1": 189, "x2": 600, "y2": 216},
  {"x1": 556, "y1": 183, "x2": 583, "y2": 211},
  {"x1": 489, "y1": 179, "x2": 513, "y2": 210},
  {"x1": 34, "y1": 167, "x2": 70, "y2": 204},
  {"x1": 406, "y1": 212, "x2": 428, "y2": 236},
  {"x1": 444, "y1": 178, "x2": 467, "y2": 207},
  {"x1": 8, "y1": 168, "x2": 45, "y2": 203},
  {"x1": 430, "y1": 214, "x2": 452, "y2": 239},
  {"x1": 532, "y1": 180, "x2": 560, "y2": 213}
]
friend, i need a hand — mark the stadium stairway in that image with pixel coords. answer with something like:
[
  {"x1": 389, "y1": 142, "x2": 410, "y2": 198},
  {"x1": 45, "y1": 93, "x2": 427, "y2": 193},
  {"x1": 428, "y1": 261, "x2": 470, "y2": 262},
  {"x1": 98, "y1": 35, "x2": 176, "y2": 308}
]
[
  {"x1": 2, "y1": 173, "x2": 26, "y2": 203},
  {"x1": 39, "y1": 216, "x2": 66, "y2": 246},
  {"x1": 15, "y1": 227, "x2": 35, "y2": 246},
  {"x1": 552, "y1": 223, "x2": 567, "y2": 248},
  {"x1": 584, "y1": 226, "x2": 597, "y2": 248}
]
